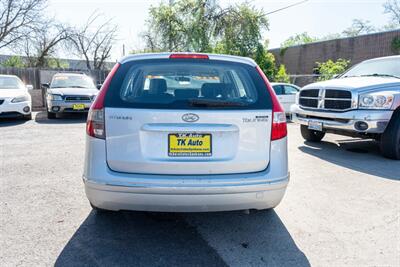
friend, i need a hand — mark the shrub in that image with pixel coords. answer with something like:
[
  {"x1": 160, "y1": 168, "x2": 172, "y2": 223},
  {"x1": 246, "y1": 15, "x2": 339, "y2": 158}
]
[
  {"x1": 315, "y1": 59, "x2": 350, "y2": 81},
  {"x1": 274, "y1": 64, "x2": 290, "y2": 83}
]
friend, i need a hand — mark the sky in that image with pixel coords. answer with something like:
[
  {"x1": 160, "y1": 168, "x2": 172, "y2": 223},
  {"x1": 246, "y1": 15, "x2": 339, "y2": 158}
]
[{"x1": 46, "y1": 0, "x2": 393, "y2": 61}]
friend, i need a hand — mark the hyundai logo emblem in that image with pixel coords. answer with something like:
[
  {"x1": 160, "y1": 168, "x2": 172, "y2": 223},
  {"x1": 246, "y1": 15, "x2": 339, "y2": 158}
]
[{"x1": 182, "y1": 113, "x2": 199, "y2": 122}]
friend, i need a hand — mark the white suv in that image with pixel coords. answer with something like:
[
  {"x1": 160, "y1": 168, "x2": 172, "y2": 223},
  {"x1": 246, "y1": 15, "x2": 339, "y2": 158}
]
[{"x1": 83, "y1": 53, "x2": 289, "y2": 212}]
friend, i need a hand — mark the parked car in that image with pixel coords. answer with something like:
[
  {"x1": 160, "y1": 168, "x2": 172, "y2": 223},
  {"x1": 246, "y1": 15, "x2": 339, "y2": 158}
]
[
  {"x1": 291, "y1": 55, "x2": 400, "y2": 159},
  {"x1": 45, "y1": 73, "x2": 99, "y2": 119},
  {"x1": 270, "y1": 82, "x2": 300, "y2": 114},
  {"x1": 83, "y1": 53, "x2": 289, "y2": 212},
  {"x1": 0, "y1": 75, "x2": 32, "y2": 120}
]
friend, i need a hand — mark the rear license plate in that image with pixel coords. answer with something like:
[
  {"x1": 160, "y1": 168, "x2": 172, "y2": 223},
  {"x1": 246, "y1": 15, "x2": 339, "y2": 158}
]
[
  {"x1": 308, "y1": 121, "x2": 323, "y2": 131},
  {"x1": 168, "y1": 133, "x2": 212, "y2": 157},
  {"x1": 72, "y1": 104, "x2": 85, "y2": 110}
]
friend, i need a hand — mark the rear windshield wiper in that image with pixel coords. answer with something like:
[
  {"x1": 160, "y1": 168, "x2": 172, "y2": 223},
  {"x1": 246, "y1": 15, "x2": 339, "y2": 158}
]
[
  {"x1": 360, "y1": 74, "x2": 400, "y2": 79},
  {"x1": 188, "y1": 99, "x2": 247, "y2": 107},
  {"x1": 70, "y1": 85, "x2": 89, "y2": 88}
]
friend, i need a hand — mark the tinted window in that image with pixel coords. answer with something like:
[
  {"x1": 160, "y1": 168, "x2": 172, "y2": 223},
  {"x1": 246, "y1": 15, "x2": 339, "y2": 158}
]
[
  {"x1": 273, "y1": 85, "x2": 284, "y2": 95},
  {"x1": 0, "y1": 76, "x2": 24, "y2": 89},
  {"x1": 50, "y1": 75, "x2": 96, "y2": 89},
  {"x1": 284, "y1": 85, "x2": 298, "y2": 95},
  {"x1": 105, "y1": 59, "x2": 272, "y2": 110}
]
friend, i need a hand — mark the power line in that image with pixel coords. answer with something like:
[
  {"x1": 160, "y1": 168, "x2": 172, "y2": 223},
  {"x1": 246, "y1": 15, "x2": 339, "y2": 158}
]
[{"x1": 265, "y1": 0, "x2": 309, "y2": 15}]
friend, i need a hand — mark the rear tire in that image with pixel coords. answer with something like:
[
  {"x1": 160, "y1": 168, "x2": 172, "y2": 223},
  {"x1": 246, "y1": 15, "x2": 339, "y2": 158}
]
[
  {"x1": 380, "y1": 110, "x2": 400, "y2": 160},
  {"x1": 300, "y1": 125, "x2": 325, "y2": 142},
  {"x1": 47, "y1": 111, "x2": 56, "y2": 119}
]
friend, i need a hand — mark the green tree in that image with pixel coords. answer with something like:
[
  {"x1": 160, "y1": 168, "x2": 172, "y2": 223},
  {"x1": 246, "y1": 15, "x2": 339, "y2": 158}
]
[
  {"x1": 274, "y1": 64, "x2": 290, "y2": 83},
  {"x1": 254, "y1": 44, "x2": 276, "y2": 79},
  {"x1": 215, "y1": 3, "x2": 269, "y2": 57},
  {"x1": 281, "y1": 32, "x2": 317, "y2": 48},
  {"x1": 1, "y1": 56, "x2": 26, "y2": 68},
  {"x1": 142, "y1": 0, "x2": 269, "y2": 56},
  {"x1": 315, "y1": 59, "x2": 350, "y2": 81}
]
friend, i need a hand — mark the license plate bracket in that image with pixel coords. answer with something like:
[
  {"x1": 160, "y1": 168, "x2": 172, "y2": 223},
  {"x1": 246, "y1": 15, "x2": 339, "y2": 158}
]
[
  {"x1": 168, "y1": 133, "x2": 212, "y2": 157},
  {"x1": 308, "y1": 120, "x2": 323, "y2": 131}
]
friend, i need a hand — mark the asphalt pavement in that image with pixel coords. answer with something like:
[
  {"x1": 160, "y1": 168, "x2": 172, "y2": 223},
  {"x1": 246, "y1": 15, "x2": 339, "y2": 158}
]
[{"x1": 1, "y1": 112, "x2": 399, "y2": 266}]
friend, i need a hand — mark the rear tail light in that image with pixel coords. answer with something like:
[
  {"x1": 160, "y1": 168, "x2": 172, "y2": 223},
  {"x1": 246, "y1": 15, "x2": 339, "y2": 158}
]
[
  {"x1": 86, "y1": 63, "x2": 120, "y2": 139},
  {"x1": 169, "y1": 53, "x2": 209, "y2": 59},
  {"x1": 256, "y1": 66, "x2": 287, "y2": 141}
]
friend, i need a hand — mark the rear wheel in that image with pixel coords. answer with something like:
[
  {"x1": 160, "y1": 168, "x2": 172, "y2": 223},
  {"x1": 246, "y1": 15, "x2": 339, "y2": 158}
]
[
  {"x1": 380, "y1": 110, "x2": 400, "y2": 160},
  {"x1": 47, "y1": 111, "x2": 56, "y2": 119},
  {"x1": 300, "y1": 125, "x2": 325, "y2": 142}
]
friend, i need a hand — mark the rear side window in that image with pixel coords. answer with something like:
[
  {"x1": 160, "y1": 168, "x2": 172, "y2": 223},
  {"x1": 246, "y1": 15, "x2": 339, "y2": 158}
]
[{"x1": 105, "y1": 59, "x2": 272, "y2": 109}]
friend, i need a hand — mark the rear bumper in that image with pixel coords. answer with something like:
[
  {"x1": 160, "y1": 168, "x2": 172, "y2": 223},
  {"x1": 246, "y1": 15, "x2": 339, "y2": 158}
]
[
  {"x1": 83, "y1": 136, "x2": 289, "y2": 212},
  {"x1": 291, "y1": 104, "x2": 393, "y2": 134},
  {"x1": 84, "y1": 175, "x2": 288, "y2": 212}
]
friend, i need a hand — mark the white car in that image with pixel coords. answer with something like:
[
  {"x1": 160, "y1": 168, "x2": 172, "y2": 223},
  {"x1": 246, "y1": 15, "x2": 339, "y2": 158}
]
[
  {"x1": 0, "y1": 75, "x2": 33, "y2": 120},
  {"x1": 270, "y1": 82, "x2": 300, "y2": 114},
  {"x1": 83, "y1": 53, "x2": 289, "y2": 212}
]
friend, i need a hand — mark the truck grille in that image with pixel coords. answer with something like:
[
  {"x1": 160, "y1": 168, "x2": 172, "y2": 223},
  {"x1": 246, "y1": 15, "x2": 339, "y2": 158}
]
[
  {"x1": 65, "y1": 96, "x2": 91, "y2": 102},
  {"x1": 299, "y1": 89, "x2": 353, "y2": 111}
]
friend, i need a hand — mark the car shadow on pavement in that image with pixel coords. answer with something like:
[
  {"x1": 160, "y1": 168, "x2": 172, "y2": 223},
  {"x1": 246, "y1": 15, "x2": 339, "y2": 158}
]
[
  {"x1": 184, "y1": 209, "x2": 310, "y2": 267},
  {"x1": 0, "y1": 117, "x2": 29, "y2": 127},
  {"x1": 55, "y1": 210, "x2": 228, "y2": 267},
  {"x1": 55, "y1": 209, "x2": 309, "y2": 267},
  {"x1": 35, "y1": 111, "x2": 87, "y2": 124},
  {"x1": 299, "y1": 140, "x2": 400, "y2": 180}
]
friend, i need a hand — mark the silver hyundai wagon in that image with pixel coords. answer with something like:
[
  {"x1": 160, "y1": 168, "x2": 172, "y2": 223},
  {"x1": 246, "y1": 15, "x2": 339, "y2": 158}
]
[{"x1": 83, "y1": 53, "x2": 289, "y2": 212}]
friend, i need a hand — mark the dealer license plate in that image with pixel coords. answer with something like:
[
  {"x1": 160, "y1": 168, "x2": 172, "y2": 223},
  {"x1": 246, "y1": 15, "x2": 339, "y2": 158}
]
[{"x1": 168, "y1": 133, "x2": 212, "y2": 157}]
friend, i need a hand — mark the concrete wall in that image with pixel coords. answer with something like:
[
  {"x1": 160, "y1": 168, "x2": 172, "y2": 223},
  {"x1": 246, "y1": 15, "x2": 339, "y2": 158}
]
[{"x1": 269, "y1": 30, "x2": 400, "y2": 76}]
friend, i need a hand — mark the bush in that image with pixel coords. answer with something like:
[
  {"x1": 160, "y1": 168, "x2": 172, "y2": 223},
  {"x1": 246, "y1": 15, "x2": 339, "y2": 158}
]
[
  {"x1": 274, "y1": 64, "x2": 290, "y2": 83},
  {"x1": 1, "y1": 56, "x2": 26, "y2": 68},
  {"x1": 315, "y1": 59, "x2": 350, "y2": 81}
]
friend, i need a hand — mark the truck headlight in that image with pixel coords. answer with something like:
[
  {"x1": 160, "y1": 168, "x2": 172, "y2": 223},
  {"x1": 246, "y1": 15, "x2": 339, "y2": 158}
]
[
  {"x1": 11, "y1": 95, "x2": 29, "y2": 103},
  {"x1": 359, "y1": 93, "x2": 394, "y2": 109},
  {"x1": 48, "y1": 94, "x2": 63, "y2": 101}
]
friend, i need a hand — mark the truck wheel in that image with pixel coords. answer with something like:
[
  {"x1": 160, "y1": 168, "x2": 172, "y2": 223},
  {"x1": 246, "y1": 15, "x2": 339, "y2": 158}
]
[
  {"x1": 380, "y1": 110, "x2": 400, "y2": 160},
  {"x1": 47, "y1": 111, "x2": 56, "y2": 119},
  {"x1": 300, "y1": 125, "x2": 325, "y2": 142}
]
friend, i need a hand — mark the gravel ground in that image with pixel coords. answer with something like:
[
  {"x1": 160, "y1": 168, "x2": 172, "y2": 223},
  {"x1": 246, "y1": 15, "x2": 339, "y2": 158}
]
[{"x1": 1, "y1": 112, "x2": 399, "y2": 267}]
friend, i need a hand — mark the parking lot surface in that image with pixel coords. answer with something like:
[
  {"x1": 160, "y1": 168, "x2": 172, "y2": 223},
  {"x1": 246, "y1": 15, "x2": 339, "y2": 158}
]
[{"x1": 1, "y1": 112, "x2": 399, "y2": 267}]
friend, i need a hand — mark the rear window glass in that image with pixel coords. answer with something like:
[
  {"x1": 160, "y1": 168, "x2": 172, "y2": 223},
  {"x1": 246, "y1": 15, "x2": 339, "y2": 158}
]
[{"x1": 105, "y1": 59, "x2": 272, "y2": 110}]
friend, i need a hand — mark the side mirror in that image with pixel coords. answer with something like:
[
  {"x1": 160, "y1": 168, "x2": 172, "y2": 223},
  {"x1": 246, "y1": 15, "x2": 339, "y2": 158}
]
[
  {"x1": 41, "y1": 83, "x2": 50, "y2": 89},
  {"x1": 97, "y1": 83, "x2": 102, "y2": 90},
  {"x1": 26, "y1": 84, "x2": 34, "y2": 90}
]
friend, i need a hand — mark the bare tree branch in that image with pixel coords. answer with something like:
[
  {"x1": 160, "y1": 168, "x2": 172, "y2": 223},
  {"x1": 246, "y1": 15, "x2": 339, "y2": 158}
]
[
  {"x1": 0, "y1": 0, "x2": 47, "y2": 49},
  {"x1": 69, "y1": 11, "x2": 117, "y2": 70}
]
